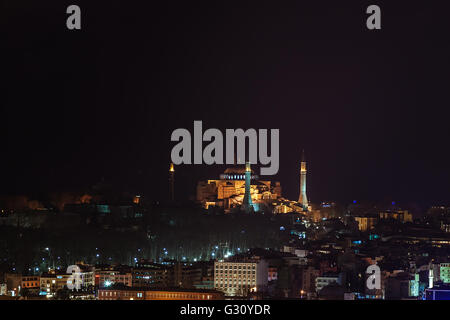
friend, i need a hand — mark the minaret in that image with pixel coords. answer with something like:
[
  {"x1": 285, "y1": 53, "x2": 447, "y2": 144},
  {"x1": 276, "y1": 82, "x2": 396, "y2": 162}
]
[
  {"x1": 169, "y1": 163, "x2": 175, "y2": 201},
  {"x1": 429, "y1": 262, "x2": 434, "y2": 289},
  {"x1": 298, "y1": 150, "x2": 308, "y2": 211},
  {"x1": 242, "y1": 162, "x2": 253, "y2": 213}
]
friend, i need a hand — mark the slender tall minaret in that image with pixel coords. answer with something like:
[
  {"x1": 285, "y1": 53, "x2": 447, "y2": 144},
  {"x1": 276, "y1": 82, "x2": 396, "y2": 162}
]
[
  {"x1": 169, "y1": 163, "x2": 175, "y2": 201},
  {"x1": 242, "y1": 162, "x2": 253, "y2": 213},
  {"x1": 298, "y1": 150, "x2": 308, "y2": 211},
  {"x1": 429, "y1": 262, "x2": 434, "y2": 289}
]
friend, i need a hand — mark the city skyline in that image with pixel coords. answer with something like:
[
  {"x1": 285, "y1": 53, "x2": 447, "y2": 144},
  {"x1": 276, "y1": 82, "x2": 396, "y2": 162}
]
[
  {"x1": 2, "y1": 2, "x2": 450, "y2": 207},
  {"x1": 2, "y1": 0, "x2": 450, "y2": 305}
]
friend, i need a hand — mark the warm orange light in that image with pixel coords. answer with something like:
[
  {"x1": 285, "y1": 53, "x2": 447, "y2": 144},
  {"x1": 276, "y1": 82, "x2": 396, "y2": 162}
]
[{"x1": 300, "y1": 162, "x2": 306, "y2": 172}]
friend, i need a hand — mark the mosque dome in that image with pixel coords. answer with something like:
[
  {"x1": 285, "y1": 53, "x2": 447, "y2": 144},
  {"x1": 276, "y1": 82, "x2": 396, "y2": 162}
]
[
  {"x1": 223, "y1": 165, "x2": 254, "y2": 175},
  {"x1": 220, "y1": 165, "x2": 258, "y2": 180}
]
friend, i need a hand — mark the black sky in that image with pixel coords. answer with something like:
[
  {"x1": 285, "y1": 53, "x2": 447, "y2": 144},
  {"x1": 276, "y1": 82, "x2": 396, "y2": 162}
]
[{"x1": 2, "y1": 1, "x2": 450, "y2": 207}]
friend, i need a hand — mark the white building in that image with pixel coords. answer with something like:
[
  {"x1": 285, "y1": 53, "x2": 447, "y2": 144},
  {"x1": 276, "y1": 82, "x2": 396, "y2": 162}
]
[
  {"x1": 40, "y1": 263, "x2": 95, "y2": 297},
  {"x1": 315, "y1": 275, "x2": 340, "y2": 293},
  {"x1": 76, "y1": 263, "x2": 95, "y2": 288},
  {"x1": 214, "y1": 260, "x2": 268, "y2": 297},
  {"x1": 0, "y1": 283, "x2": 7, "y2": 295}
]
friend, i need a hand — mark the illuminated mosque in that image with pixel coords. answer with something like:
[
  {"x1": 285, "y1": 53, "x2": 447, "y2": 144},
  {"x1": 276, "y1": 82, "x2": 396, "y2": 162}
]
[{"x1": 195, "y1": 151, "x2": 311, "y2": 214}]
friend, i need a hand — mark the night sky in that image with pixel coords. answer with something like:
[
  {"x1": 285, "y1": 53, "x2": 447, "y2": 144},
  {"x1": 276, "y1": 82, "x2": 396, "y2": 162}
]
[{"x1": 2, "y1": 1, "x2": 450, "y2": 207}]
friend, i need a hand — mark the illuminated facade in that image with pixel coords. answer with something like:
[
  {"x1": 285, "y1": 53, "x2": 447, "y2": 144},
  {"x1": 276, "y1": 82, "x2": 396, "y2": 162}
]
[
  {"x1": 40, "y1": 272, "x2": 70, "y2": 297},
  {"x1": 196, "y1": 153, "x2": 312, "y2": 214},
  {"x1": 196, "y1": 165, "x2": 281, "y2": 213},
  {"x1": 98, "y1": 288, "x2": 224, "y2": 300},
  {"x1": 214, "y1": 260, "x2": 268, "y2": 297},
  {"x1": 21, "y1": 276, "x2": 40, "y2": 290},
  {"x1": 354, "y1": 216, "x2": 378, "y2": 231},
  {"x1": 272, "y1": 199, "x2": 304, "y2": 214},
  {"x1": 379, "y1": 210, "x2": 412, "y2": 223}
]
